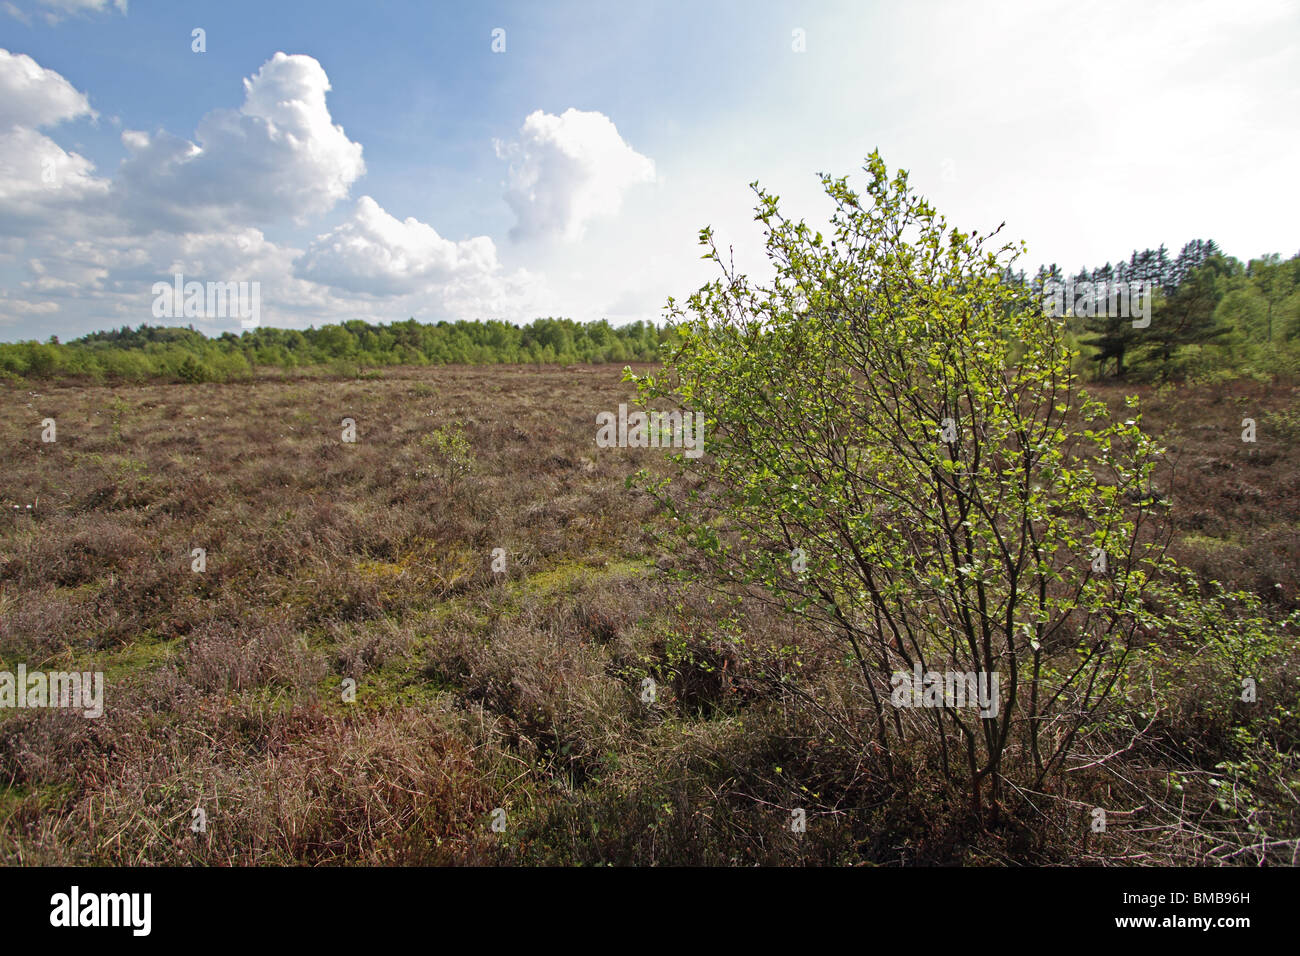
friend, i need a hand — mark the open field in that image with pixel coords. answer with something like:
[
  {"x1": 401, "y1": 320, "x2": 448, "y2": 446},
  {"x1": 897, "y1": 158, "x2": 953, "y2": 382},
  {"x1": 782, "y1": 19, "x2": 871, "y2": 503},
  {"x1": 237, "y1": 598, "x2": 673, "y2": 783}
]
[{"x1": 1, "y1": 365, "x2": 1297, "y2": 865}]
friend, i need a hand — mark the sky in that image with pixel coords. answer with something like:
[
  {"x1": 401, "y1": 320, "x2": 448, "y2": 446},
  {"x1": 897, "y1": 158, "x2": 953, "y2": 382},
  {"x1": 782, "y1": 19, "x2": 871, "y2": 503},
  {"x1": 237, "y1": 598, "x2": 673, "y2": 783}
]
[{"x1": 0, "y1": 0, "x2": 1297, "y2": 341}]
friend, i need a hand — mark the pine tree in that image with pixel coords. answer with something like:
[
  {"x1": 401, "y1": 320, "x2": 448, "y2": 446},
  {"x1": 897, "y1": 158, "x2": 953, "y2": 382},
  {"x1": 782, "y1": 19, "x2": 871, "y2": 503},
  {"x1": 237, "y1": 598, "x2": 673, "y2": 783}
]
[{"x1": 1143, "y1": 254, "x2": 1234, "y2": 378}]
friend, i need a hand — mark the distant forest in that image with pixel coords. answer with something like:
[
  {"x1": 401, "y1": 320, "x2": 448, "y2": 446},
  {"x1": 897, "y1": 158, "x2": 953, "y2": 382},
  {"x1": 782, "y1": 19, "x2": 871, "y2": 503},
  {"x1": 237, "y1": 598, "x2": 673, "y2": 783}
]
[
  {"x1": 0, "y1": 317, "x2": 667, "y2": 383},
  {"x1": 1, "y1": 239, "x2": 1297, "y2": 384},
  {"x1": 1027, "y1": 240, "x2": 1300, "y2": 382}
]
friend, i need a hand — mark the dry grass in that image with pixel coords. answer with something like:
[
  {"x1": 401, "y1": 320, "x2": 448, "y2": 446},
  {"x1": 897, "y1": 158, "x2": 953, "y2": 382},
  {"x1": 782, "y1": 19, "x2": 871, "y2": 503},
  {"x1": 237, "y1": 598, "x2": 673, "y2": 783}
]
[{"x1": 0, "y1": 365, "x2": 1295, "y2": 864}]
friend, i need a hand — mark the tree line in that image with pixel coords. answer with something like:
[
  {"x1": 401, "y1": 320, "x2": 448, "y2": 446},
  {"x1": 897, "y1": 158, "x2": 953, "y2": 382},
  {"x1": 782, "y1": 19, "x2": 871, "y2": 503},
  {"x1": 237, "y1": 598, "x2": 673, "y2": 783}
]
[
  {"x1": 1023, "y1": 240, "x2": 1300, "y2": 381},
  {"x1": 0, "y1": 317, "x2": 668, "y2": 383},
  {"x1": 3, "y1": 241, "x2": 1297, "y2": 385}
]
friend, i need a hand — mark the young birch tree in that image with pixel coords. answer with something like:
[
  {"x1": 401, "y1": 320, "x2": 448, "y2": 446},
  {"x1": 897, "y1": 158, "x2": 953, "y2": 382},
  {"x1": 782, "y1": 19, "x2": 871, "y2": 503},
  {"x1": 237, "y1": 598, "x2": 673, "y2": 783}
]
[{"x1": 631, "y1": 153, "x2": 1174, "y2": 817}]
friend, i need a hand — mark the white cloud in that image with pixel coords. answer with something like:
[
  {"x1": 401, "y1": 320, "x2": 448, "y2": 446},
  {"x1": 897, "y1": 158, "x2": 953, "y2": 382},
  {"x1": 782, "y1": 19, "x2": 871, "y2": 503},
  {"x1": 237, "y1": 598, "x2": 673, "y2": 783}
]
[
  {"x1": 40, "y1": 0, "x2": 126, "y2": 10},
  {"x1": 0, "y1": 50, "x2": 382, "y2": 337},
  {"x1": 0, "y1": 125, "x2": 109, "y2": 232},
  {"x1": 0, "y1": 48, "x2": 96, "y2": 130},
  {"x1": 0, "y1": 50, "x2": 109, "y2": 236},
  {"x1": 0, "y1": 50, "x2": 368, "y2": 243},
  {"x1": 296, "y1": 195, "x2": 550, "y2": 319},
  {"x1": 296, "y1": 195, "x2": 498, "y2": 296},
  {"x1": 496, "y1": 108, "x2": 655, "y2": 242},
  {"x1": 0, "y1": 53, "x2": 644, "y2": 336},
  {"x1": 0, "y1": 49, "x2": 551, "y2": 337},
  {"x1": 35, "y1": 0, "x2": 125, "y2": 21},
  {"x1": 13, "y1": 225, "x2": 316, "y2": 333},
  {"x1": 3, "y1": 0, "x2": 127, "y2": 25},
  {"x1": 0, "y1": 291, "x2": 58, "y2": 326},
  {"x1": 115, "y1": 52, "x2": 364, "y2": 232}
]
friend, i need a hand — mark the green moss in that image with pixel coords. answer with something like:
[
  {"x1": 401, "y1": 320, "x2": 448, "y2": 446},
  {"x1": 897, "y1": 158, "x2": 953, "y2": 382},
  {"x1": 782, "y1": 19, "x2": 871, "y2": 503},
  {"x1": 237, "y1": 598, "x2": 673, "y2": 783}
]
[
  {"x1": 304, "y1": 556, "x2": 651, "y2": 716},
  {"x1": 1180, "y1": 532, "x2": 1238, "y2": 551},
  {"x1": 520, "y1": 556, "x2": 648, "y2": 596},
  {"x1": 0, "y1": 782, "x2": 74, "y2": 819}
]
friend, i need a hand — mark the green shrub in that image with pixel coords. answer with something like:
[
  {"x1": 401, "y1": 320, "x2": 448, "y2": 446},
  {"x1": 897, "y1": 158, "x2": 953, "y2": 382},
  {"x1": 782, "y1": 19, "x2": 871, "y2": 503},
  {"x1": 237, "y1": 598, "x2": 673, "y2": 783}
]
[{"x1": 420, "y1": 424, "x2": 473, "y2": 485}]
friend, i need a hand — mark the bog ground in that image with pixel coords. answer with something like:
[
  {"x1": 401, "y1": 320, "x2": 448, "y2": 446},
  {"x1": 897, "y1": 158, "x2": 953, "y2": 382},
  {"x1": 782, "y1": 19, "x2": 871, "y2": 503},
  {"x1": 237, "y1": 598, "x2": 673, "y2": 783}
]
[{"x1": 1, "y1": 365, "x2": 1297, "y2": 864}]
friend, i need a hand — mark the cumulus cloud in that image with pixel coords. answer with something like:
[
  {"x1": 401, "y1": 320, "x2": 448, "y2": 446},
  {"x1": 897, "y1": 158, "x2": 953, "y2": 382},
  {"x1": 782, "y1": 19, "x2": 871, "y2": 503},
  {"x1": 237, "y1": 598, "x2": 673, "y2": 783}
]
[
  {"x1": 0, "y1": 50, "x2": 365, "y2": 239},
  {"x1": 0, "y1": 50, "x2": 109, "y2": 235},
  {"x1": 13, "y1": 224, "x2": 315, "y2": 332},
  {"x1": 0, "y1": 50, "x2": 366, "y2": 334},
  {"x1": 0, "y1": 49, "x2": 553, "y2": 337},
  {"x1": 0, "y1": 125, "x2": 108, "y2": 230},
  {"x1": 296, "y1": 195, "x2": 498, "y2": 296},
  {"x1": 295, "y1": 195, "x2": 550, "y2": 319},
  {"x1": 0, "y1": 290, "x2": 58, "y2": 326},
  {"x1": 115, "y1": 52, "x2": 364, "y2": 232},
  {"x1": 0, "y1": 49, "x2": 96, "y2": 130},
  {"x1": 496, "y1": 108, "x2": 655, "y2": 242}
]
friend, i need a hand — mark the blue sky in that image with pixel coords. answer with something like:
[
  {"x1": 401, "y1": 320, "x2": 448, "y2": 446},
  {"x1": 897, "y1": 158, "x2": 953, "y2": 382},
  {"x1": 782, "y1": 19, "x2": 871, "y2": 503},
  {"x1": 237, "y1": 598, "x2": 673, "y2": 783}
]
[{"x1": 1, "y1": 0, "x2": 1298, "y2": 340}]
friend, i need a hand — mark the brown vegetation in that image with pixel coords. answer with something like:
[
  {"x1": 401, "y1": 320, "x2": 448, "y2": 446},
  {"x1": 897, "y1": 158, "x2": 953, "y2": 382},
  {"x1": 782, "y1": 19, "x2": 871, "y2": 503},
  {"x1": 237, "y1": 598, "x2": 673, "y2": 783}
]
[{"x1": 0, "y1": 365, "x2": 1295, "y2": 864}]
